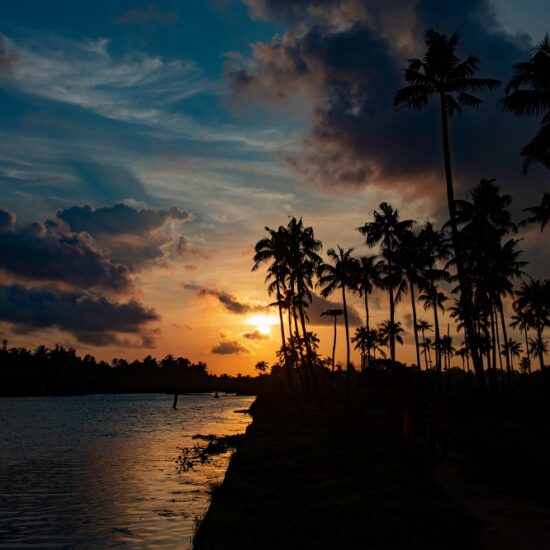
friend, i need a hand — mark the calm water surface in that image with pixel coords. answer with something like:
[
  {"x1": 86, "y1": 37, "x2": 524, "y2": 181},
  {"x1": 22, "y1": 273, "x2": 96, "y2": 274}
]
[{"x1": 0, "y1": 393, "x2": 255, "y2": 548}]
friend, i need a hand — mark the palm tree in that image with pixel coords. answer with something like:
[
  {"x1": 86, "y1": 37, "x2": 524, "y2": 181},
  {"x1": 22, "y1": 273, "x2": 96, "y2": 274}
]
[
  {"x1": 502, "y1": 339, "x2": 522, "y2": 372},
  {"x1": 511, "y1": 309, "x2": 535, "y2": 371},
  {"x1": 287, "y1": 217, "x2": 323, "y2": 392},
  {"x1": 353, "y1": 328, "x2": 386, "y2": 361},
  {"x1": 417, "y1": 319, "x2": 433, "y2": 370},
  {"x1": 253, "y1": 226, "x2": 294, "y2": 392},
  {"x1": 354, "y1": 255, "x2": 380, "y2": 332},
  {"x1": 395, "y1": 29, "x2": 500, "y2": 391},
  {"x1": 514, "y1": 278, "x2": 549, "y2": 370},
  {"x1": 501, "y1": 35, "x2": 550, "y2": 171},
  {"x1": 321, "y1": 308, "x2": 343, "y2": 380},
  {"x1": 318, "y1": 246, "x2": 357, "y2": 397},
  {"x1": 394, "y1": 229, "x2": 429, "y2": 373},
  {"x1": 255, "y1": 360, "x2": 269, "y2": 374},
  {"x1": 419, "y1": 286, "x2": 447, "y2": 377},
  {"x1": 521, "y1": 192, "x2": 550, "y2": 232},
  {"x1": 358, "y1": 202, "x2": 413, "y2": 362},
  {"x1": 377, "y1": 320, "x2": 404, "y2": 356}
]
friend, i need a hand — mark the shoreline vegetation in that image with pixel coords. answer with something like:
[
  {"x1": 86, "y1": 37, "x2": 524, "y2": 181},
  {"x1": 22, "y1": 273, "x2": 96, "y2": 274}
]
[{"x1": 0, "y1": 344, "x2": 261, "y2": 397}]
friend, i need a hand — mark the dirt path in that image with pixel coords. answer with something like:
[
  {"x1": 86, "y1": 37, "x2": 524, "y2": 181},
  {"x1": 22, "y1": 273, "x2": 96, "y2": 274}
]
[{"x1": 436, "y1": 460, "x2": 550, "y2": 549}]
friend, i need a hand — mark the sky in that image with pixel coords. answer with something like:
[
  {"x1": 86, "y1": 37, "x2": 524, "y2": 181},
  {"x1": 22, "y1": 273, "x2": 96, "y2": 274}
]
[{"x1": 0, "y1": 0, "x2": 548, "y2": 374}]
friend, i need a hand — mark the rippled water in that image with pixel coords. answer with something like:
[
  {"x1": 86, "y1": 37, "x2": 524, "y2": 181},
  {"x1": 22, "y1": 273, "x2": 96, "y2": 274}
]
[{"x1": 0, "y1": 393, "x2": 255, "y2": 548}]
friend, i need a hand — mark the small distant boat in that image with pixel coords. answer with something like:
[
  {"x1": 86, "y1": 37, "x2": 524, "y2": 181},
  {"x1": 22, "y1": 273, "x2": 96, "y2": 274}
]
[{"x1": 213, "y1": 391, "x2": 220, "y2": 399}]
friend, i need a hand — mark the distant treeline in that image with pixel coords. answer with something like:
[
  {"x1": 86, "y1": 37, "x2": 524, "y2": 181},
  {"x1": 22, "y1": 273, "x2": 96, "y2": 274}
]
[{"x1": 0, "y1": 343, "x2": 267, "y2": 397}]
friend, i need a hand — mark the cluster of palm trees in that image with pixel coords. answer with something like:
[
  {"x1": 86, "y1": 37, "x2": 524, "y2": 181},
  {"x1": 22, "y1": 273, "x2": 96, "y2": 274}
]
[{"x1": 252, "y1": 29, "x2": 549, "y2": 396}]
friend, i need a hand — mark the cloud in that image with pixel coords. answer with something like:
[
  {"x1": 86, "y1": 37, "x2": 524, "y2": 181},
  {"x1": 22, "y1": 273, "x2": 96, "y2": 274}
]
[
  {"x1": 308, "y1": 293, "x2": 362, "y2": 326},
  {"x1": 230, "y1": 0, "x2": 540, "y2": 206},
  {"x1": 176, "y1": 236, "x2": 212, "y2": 261},
  {"x1": 0, "y1": 284, "x2": 159, "y2": 345},
  {"x1": 0, "y1": 208, "x2": 131, "y2": 292},
  {"x1": 243, "y1": 329, "x2": 270, "y2": 340},
  {"x1": 183, "y1": 282, "x2": 265, "y2": 314},
  {"x1": 0, "y1": 33, "x2": 17, "y2": 78},
  {"x1": 114, "y1": 4, "x2": 179, "y2": 26},
  {"x1": 2, "y1": 33, "x2": 207, "y2": 127},
  {"x1": 57, "y1": 203, "x2": 193, "y2": 271},
  {"x1": 211, "y1": 339, "x2": 251, "y2": 355},
  {"x1": 57, "y1": 203, "x2": 192, "y2": 236},
  {"x1": 0, "y1": 207, "x2": 15, "y2": 232}
]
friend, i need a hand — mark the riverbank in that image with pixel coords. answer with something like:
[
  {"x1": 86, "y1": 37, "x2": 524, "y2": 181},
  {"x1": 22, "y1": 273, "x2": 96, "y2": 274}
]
[{"x1": 193, "y1": 392, "x2": 481, "y2": 549}]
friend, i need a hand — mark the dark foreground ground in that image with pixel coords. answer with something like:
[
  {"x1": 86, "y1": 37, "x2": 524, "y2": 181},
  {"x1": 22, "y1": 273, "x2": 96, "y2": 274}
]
[{"x1": 194, "y1": 391, "x2": 482, "y2": 550}]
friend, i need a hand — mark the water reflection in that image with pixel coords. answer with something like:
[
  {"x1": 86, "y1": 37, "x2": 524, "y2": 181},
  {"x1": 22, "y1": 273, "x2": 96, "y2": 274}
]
[{"x1": 0, "y1": 393, "x2": 254, "y2": 548}]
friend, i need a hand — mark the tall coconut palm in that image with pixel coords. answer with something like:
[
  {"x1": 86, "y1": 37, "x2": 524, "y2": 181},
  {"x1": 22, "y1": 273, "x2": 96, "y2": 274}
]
[
  {"x1": 511, "y1": 309, "x2": 536, "y2": 370},
  {"x1": 358, "y1": 202, "x2": 413, "y2": 362},
  {"x1": 501, "y1": 35, "x2": 550, "y2": 171},
  {"x1": 286, "y1": 217, "x2": 323, "y2": 391},
  {"x1": 378, "y1": 320, "x2": 404, "y2": 355},
  {"x1": 394, "y1": 229, "x2": 428, "y2": 373},
  {"x1": 354, "y1": 255, "x2": 380, "y2": 332},
  {"x1": 353, "y1": 255, "x2": 380, "y2": 369},
  {"x1": 502, "y1": 339, "x2": 522, "y2": 372},
  {"x1": 352, "y1": 326, "x2": 386, "y2": 366},
  {"x1": 417, "y1": 319, "x2": 433, "y2": 370},
  {"x1": 321, "y1": 308, "x2": 343, "y2": 381},
  {"x1": 318, "y1": 246, "x2": 357, "y2": 397},
  {"x1": 395, "y1": 29, "x2": 500, "y2": 391},
  {"x1": 514, "y1": 278, "x2": 550, "y2": 370},
  {"x1": 420, "y1": 286, "x2": 447, "y2": 377},
  {"x1": 521, "y1": 192, "x2": 550, "y2": 232},
  {"x1": 253, "y1": 226, "x2": 294, "y2": 392}
]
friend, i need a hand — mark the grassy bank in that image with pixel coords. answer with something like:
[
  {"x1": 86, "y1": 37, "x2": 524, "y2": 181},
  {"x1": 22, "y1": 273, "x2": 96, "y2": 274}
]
[{"x1": 193, "y1": 391, "x2": 481, "y2": 550}]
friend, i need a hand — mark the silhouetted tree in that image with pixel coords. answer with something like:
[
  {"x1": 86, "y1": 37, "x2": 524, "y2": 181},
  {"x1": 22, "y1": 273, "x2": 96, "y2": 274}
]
[
  {"x1": 395, "y1": 29, "x2": 500, "y2": 391},
  {"x1": 358, "y1": 202, "x2": 413, "y2": 362},
  {"x1": 501, "y1": 35, "x2": 550, "y2": 171},
  {"x1": 318, "y1": 246, "x2": 357, "y2": 398}
]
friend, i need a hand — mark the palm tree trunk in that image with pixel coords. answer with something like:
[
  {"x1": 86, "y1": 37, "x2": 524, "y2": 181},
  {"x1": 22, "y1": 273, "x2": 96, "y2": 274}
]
[
  {"x1": 276, "y1": 280, "x2": 293, "y2": 395},
  {"x1": 433, "y1": 297, "x2": 441, "y2": 374},
  {"x1": 494, "y1": 305, "x2": 504, "y2": 375},
  {"x1": 524, "y1": 325, "x2": 530, "y2": 364},
  {"x1": 330, "y1": 315, "x2": 337, "y2": 395},
  {"x1": 389, "y1": 283, "x2": 396, "y2": 362},
  {"x1": 364, "y1": 292, "x2": 371, "y2": 368},
  {"x1": 536, "y1": 324, "x2": 545, "y2": 370},
  {"x1": 489, "y1": 304, "x2": 498, "y2": 391},
  {"x1": 497, "y1": 298, "x2": 512, "y2": 389},
  {"x1": 342, "y1": 284, "x2": 351, "y2": 400},
  {"x1": 296, "y1": 281, "x2": 320, "y2": 396},
  {"x1": 421, "y1": 327, "x2": 429, "y2": 370},
  {"x1": 439, "y1": 92, "x2": 486, "y2": 392},
  {"x1": 409, "y1": 280, "x2": 421, "y2": 374}
]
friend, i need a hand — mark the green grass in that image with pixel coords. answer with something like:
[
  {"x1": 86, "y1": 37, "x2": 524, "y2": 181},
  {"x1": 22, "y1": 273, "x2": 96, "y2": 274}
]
[{"x1": 193, "y1": 392, "x2": 481, "y2": 550}]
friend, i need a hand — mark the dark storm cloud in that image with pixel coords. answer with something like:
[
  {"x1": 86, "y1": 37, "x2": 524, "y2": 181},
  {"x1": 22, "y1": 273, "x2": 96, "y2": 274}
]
[
  {"x1": 0, "y1": 207, "x2": 15, "y2": 232},
  {"x1": 308, "y1": 293, "x2": 362, "y2": 326},
  {"x1": 0, "y1": 284, "x2": 159, "y2": 345},
  {"x1": 0, "y1": 209, "x2": 131, "y2": 292},
  {"x1": 182, "y1": 283, "x2": 265, "y2": 314},
  {"x1": 211, "y1": 339, "x2": 251, "y2": 355},
  {"x1": 233, "y1": 0, "x2": 540, "y2": 208},
  {"x1": 57, "y1": 204, "x2": 193, "y2": 271},
  {"x1": 113, "y1": 4, "x2": 179, "y2": 26},
  {"x1": 57, "y1": 204, "x2": 192, "y2": 237}
]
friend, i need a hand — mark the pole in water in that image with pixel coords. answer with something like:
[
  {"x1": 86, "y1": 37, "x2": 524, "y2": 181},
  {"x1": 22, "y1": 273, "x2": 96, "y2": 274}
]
[{"x1": 173, "y1": 394, "x2": 178, "y2": 409}]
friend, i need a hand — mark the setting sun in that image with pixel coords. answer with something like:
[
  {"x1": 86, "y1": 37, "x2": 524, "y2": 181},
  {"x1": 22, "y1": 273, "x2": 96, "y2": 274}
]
[{"x1": 248, "y1": 314, "x2": 278, "y2": 335}]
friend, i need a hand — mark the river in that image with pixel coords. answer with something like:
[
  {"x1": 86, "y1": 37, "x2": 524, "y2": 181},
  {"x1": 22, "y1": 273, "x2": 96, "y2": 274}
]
[{"x1": 0, "y1": 393, "x2": 255, "y2": 548}]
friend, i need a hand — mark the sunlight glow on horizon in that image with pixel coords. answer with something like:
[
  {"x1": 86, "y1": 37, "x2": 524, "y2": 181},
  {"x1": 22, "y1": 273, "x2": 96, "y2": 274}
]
[{"x1": 247, "y1": 314, "x2": 279, "y2": 335}]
